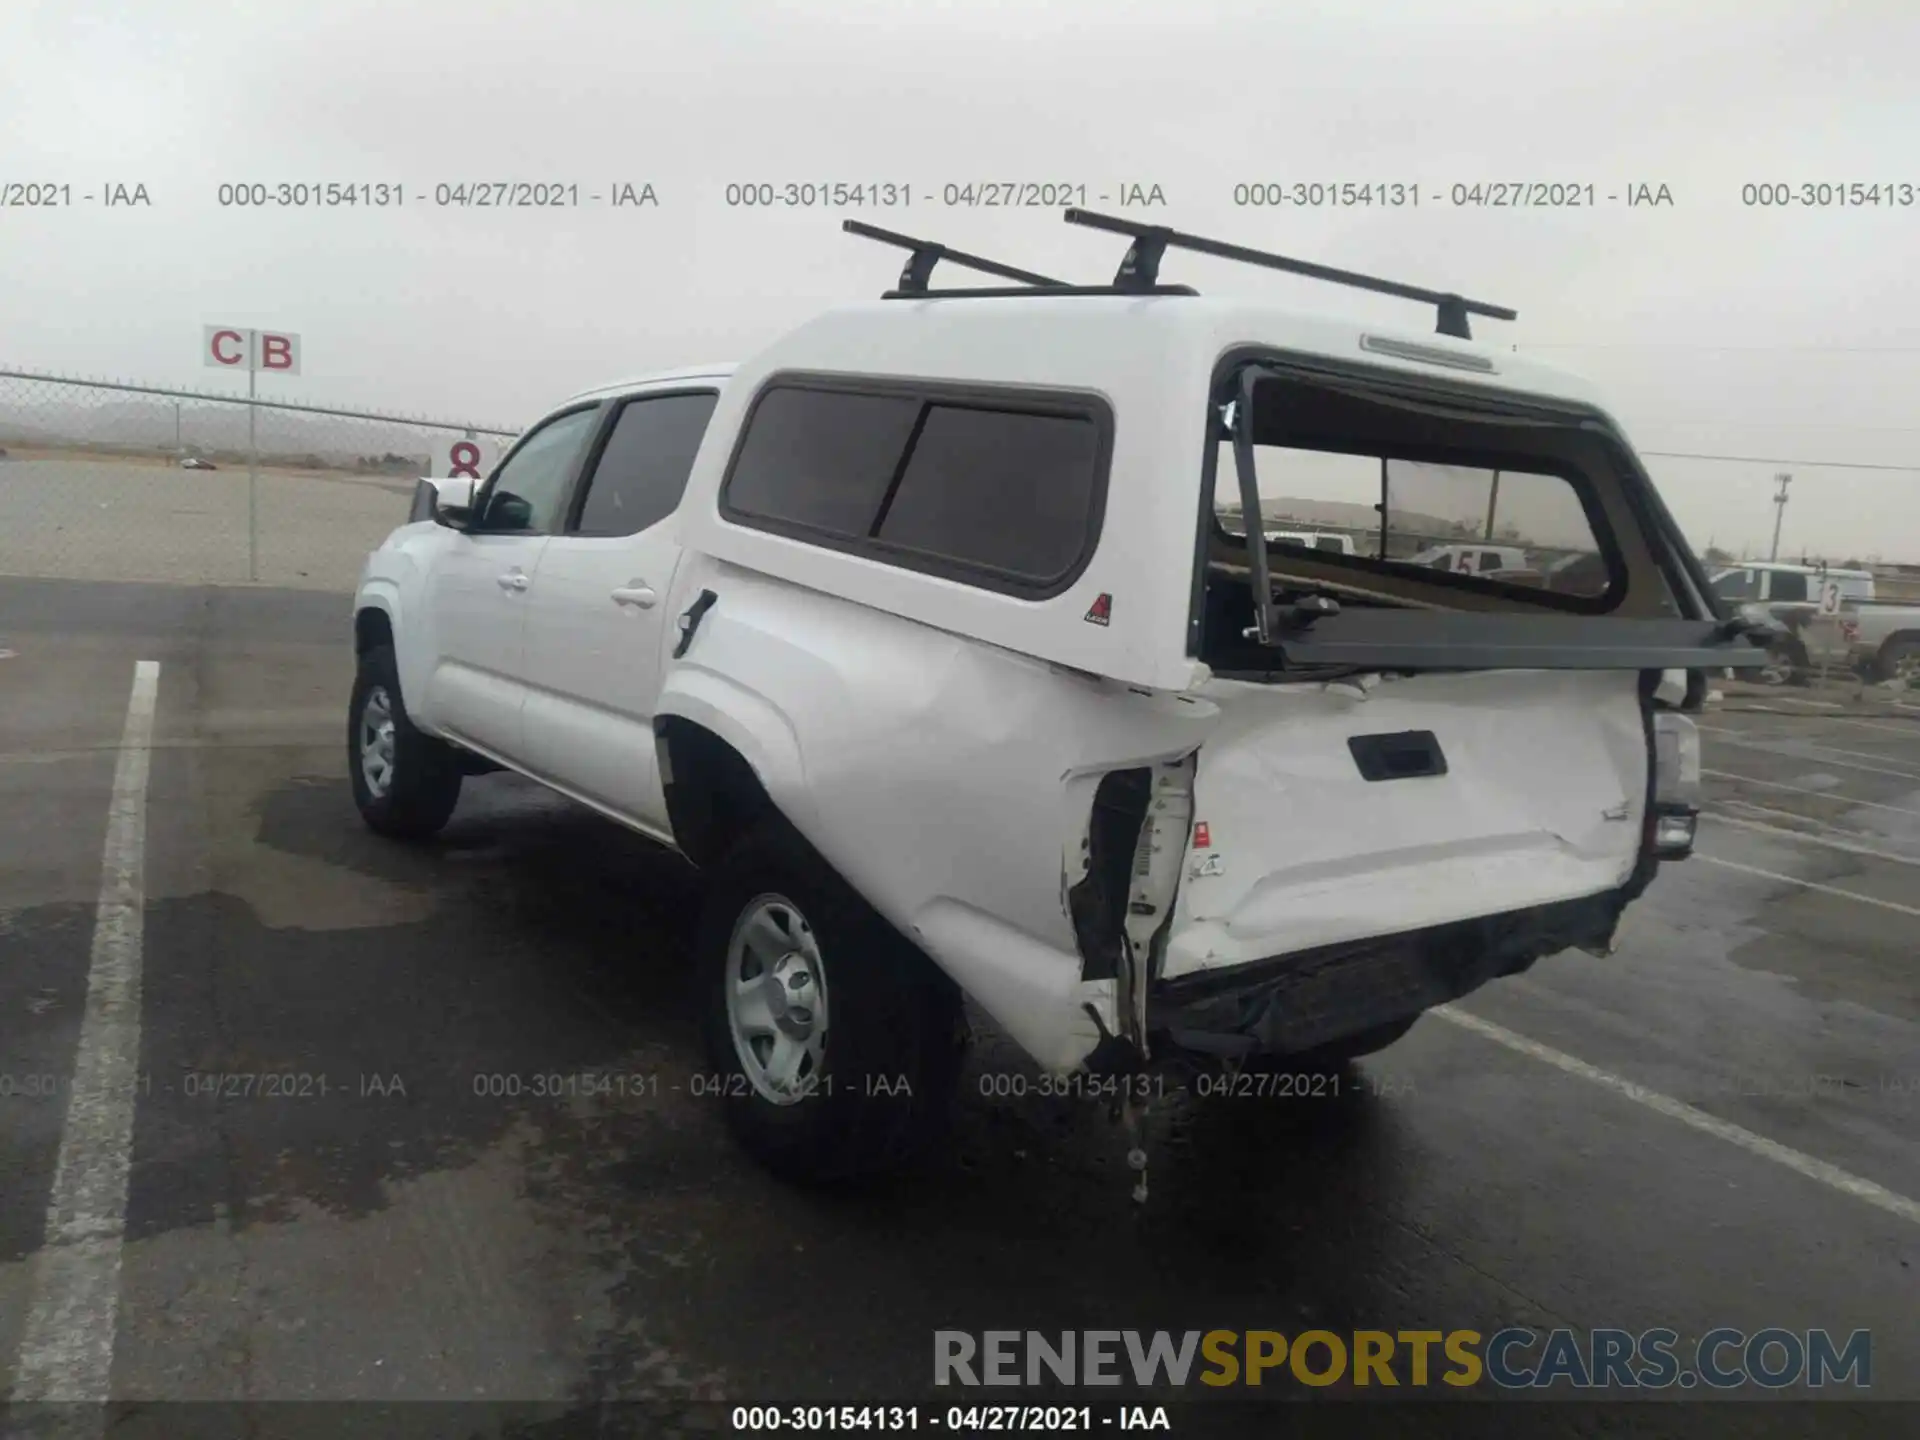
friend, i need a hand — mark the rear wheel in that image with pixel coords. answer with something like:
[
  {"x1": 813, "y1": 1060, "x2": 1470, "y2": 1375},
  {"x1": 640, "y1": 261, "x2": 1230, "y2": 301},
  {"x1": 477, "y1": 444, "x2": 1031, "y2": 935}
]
[
  {"x1": 1879, "y1": 638, "x2": 1920, "y2": 686},
  {"x1": 698, "y1": 817, "x2": 964, "y2": 1183},
  {"x1": 348, "y1": 644, "x2": 463, "y2": 839}
]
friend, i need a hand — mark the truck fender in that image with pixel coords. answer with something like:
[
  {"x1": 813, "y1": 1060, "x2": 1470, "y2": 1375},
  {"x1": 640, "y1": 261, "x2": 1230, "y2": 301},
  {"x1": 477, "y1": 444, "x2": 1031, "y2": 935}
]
[
  {"x1": 653, "y1": 663, "x2": 816, "y2": 846},
  {"x1": 352, "y1": 580, "x2": 436, "y2": 725}
]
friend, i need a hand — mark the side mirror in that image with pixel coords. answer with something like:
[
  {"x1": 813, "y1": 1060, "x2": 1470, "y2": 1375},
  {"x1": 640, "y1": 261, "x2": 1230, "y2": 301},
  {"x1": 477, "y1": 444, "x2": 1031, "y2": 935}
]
[
  {"x1": 485, "y1": 493, "x2": 534, "y2": 531},
  {"x1": 427, "y1": 475, "x2": 477, "y2": 528}
]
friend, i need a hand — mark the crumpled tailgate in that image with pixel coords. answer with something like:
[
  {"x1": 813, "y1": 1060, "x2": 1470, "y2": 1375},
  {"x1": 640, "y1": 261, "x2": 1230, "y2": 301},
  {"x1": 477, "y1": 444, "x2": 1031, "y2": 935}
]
[{"x1": 1162, "y1": 669, "x2": 1649, "y2": 980}]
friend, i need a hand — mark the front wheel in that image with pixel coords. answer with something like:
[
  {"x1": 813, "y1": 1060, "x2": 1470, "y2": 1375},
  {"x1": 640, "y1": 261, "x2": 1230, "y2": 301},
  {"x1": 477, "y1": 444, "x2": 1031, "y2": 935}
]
[
  {"x1": 698, "y1": 818, "x2": 964, "y2": 1183},
  {"x1": 1760, "y1": 636, "x2": 1810, "y2": 687},
  {"x1": 347, "y1": 644, "x2": 463, "y2": 839}
]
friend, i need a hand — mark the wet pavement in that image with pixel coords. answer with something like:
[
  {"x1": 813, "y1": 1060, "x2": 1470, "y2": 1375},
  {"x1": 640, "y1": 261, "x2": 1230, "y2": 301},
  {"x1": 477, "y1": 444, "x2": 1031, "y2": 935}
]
[{"x1": 1, "y1": 576, "x2": 1916, "y2": 1437}]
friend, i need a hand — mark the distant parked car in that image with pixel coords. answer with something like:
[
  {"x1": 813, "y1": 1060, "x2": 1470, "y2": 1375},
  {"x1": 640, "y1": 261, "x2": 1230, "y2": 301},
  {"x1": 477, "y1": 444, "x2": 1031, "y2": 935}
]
[
  {"x1": 1841, "y1": 600, "x2": 1920, "y2": 684},
  {"x1": 180, "y1": 457, "x2": 218, "y2": 470},
  {"x1": 1263, "y1": 528, "x2": 1358, "y2": 556},
  {"x1": 1710, "y1": 562, "x2": 1876, "y2": 684},
  {"x1": 1483, "y1": 551, "x2": 1612, "y2": 596}
]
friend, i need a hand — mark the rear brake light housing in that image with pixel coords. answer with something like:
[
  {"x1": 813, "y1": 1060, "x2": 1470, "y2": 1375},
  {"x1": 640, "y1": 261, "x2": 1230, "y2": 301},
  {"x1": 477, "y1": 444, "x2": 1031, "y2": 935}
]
[{"x1": 1650, "y1": 711, "x2": 1701, "y2": 857}]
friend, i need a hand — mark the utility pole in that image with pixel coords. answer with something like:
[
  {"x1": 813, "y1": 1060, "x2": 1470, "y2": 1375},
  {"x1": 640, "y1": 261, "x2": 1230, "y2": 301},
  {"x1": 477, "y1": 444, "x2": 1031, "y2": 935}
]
[{"x1": 1768, "y1": 472, "x2": 1791, "y2": 562}]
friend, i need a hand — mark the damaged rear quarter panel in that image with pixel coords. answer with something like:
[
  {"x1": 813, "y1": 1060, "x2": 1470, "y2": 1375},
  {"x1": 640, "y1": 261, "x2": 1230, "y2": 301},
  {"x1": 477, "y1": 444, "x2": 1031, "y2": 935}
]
[{"x1": 659, "y1": 564, "x2": 1216, "y2": 1073}]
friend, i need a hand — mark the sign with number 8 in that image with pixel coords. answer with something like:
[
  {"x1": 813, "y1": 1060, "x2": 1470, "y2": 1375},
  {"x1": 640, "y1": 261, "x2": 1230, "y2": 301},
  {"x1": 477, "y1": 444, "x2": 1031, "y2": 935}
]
[
  {"x1": 432, "y1": 435, "x2": 497, "y2": 480},
  {"x1": 448, "y1": 440, "x2": 482, "y2": 478}
]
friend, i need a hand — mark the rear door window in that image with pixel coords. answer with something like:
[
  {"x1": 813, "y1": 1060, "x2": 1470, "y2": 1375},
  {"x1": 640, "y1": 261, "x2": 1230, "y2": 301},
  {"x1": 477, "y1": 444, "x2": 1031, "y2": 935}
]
[{"x1": 571, "y1": 391, "x2": 719, "y2": 537}]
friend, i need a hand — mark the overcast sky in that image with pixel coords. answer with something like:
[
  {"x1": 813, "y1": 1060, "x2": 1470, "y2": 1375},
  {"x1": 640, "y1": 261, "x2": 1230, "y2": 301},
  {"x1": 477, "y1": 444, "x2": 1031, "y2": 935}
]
[{"x1": 3, "y1": 0, "x2": 1918, "y2": 560}]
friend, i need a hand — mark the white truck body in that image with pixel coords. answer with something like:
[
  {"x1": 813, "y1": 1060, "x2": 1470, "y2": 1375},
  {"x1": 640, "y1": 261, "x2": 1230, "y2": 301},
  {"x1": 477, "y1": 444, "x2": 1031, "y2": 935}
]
[{"x1": 353, "y1": 264, "x2": 1765, "y2": 1178}]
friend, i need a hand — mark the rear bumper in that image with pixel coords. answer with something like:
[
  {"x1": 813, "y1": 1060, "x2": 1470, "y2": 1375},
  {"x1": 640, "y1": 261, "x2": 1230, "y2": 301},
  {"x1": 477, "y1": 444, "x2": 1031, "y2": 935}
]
[
  {"x1": 1160, "y1": 841, "x2": 1642, "y2": 980},
  {"x1": 1147, "y1": 889, "x2": 1634, "y2": 1062}
]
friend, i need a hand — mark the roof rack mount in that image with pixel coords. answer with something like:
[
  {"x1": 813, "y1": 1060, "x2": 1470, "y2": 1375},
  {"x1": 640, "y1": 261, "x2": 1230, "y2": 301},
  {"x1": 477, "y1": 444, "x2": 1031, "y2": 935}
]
[
  {"x1": 1061, "y1": 207, "x2": 1517, "y2": 340},
  {"x1": 841, "y1": 219, "x2": 1067, "y2": 295}
]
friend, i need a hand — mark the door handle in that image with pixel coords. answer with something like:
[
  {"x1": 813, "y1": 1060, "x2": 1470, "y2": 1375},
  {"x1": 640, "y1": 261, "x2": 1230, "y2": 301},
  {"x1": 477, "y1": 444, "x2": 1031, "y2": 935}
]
[
  {"x1": 498, "y1": 571, "x2": 530, "y2": 592},
  {"x1": 611, "y1": 584, "x2": 657, "y2": 609}
]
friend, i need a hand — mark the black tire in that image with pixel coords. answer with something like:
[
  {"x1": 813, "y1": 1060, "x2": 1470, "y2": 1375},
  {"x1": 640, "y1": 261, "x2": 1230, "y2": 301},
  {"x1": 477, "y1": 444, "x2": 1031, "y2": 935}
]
[
  {"x1": 1780, "y1": 637, "x2": 1814, "y2": 687},
  {"x1": 697, "y1": 816, "x2": 964, "y2": 1184},
  {"x1": 347, "y1": 643, "x2": 463, "y2": 839},
  {"x1": 1760, "y1": 636, "x2": 1807, "y2": 687},
  {"x1": 1878, "y1": 638, "x2": 1920, "y2": 686}
]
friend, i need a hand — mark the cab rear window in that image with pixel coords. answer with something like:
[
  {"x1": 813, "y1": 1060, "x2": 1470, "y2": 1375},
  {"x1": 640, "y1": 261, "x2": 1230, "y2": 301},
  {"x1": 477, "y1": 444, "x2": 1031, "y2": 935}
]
[{"x1": 1212, "y1": 446, "x2": 1615, "y2": 602}]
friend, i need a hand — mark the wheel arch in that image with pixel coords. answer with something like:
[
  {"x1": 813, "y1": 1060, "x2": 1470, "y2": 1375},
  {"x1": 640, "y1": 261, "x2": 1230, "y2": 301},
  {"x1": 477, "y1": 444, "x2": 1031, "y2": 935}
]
[
  {"x1": 1877, "y1": 629, "x2": 1920, "y2": 676},
  {"x1": 654, "y1": 680, "x2": 811, "y2": 869},
  {"x1": 354, "y1": 600, "x2": 395, "y2": 655}
]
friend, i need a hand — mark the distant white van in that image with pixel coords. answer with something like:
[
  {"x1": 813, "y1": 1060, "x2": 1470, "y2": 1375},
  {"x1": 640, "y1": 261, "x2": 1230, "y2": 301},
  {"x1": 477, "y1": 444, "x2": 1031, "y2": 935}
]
[
  {"x1": 1264, "y1": 529, "x2": 1359, "y2": 556},
  {"x1": 1408, "y1": 543, "x2": 1529, "y2": 576}
]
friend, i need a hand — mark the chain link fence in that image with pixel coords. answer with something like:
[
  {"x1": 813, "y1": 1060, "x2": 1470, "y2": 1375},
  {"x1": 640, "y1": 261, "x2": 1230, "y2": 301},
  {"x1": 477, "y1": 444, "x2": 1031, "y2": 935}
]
[{"x1": 0, "y1": 368, "x2": 520, "y2": 592}]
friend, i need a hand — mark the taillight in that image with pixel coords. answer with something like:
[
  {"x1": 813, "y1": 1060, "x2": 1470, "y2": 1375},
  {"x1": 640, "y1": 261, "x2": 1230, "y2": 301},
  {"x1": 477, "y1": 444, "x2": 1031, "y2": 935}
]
[
  {"x1": 1653, "y1": 712, "x2": 1701, "y2": 805},
  {"x1": 1650, "y1": 712, "x2": 1701, "y2": 857}
]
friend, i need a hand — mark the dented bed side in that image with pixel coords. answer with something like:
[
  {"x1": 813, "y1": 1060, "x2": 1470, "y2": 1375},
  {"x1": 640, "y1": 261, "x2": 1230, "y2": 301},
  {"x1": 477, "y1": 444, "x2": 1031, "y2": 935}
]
[{"x1": 657, "y1": 557, "x2": 1217, "y2": 1072}]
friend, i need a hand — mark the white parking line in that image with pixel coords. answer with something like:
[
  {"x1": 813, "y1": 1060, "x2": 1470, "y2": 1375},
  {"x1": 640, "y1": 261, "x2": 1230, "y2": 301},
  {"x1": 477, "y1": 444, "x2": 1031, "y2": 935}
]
[
  {"x1": 10, "y1": 660, "x2": 159, "y2": 1403},
  {"x1": 1742, "y1": 690, "x2": 1920, "y2": 717},
  {"x1": 1702, "y1": 812, "x2": 1920, "y2": 868},
  {"x1": 1432, "y1": 1006, "x2": 1920, "y2": 1228},
  {"x1": 1700, "y1": 729, "x2": 1920, "y2": 783},
  {"x1": 1703, "y1": 767, "x2": 1920, "y2": 817},
  {"x1": 1732, "y1": 693, "x2": 1843, "y2": 710},
  {"x1": 1722, "y1": 794, "x2": 1920, "y2": 842},
  {"x1": 1696, "y1": 854, "x2": 1920, "y2": 918},
  {"x1": 1702, "y1": 723, "x2": 1920, "y2": 771},
  {"x1": 1715, "y1": 707, "x2": 1920, "y2": 740}
]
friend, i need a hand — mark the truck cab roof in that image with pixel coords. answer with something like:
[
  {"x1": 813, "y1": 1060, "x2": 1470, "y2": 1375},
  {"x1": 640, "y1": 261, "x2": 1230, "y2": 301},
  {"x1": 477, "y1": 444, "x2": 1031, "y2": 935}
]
[{"x1": 563, "y1": 363, "x2": 738, "y2": 406}]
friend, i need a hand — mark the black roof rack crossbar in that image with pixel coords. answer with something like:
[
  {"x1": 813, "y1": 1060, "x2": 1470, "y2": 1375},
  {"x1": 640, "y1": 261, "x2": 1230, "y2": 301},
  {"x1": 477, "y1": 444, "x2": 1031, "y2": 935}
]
[
  {"x1": 874, "y1": 283, "x2": 1201, "y2": 301},
  {"x1": 1062, "y1": 208, "x2": 1517, "y2": 340},
  {"x1": 843, "y1": 219, "x2": 1067, "y2": 294}
]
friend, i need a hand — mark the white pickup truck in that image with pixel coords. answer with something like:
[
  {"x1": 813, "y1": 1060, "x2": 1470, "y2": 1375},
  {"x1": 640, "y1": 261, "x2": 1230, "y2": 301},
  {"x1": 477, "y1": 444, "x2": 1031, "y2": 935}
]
[{"x1": 350, "y1": 213, "x2": 1767, "y2": 1185}]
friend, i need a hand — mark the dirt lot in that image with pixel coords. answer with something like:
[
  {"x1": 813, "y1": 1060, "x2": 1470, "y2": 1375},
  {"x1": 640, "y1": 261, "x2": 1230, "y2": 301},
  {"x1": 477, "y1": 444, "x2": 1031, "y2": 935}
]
[{"x1": 0, "y1": 453, "x2": 416, "y2": 592}]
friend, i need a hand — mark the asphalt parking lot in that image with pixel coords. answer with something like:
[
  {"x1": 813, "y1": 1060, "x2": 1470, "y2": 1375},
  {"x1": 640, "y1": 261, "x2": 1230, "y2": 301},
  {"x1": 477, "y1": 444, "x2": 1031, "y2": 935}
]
[{"x1": 1, "y1": 574, "x2": 1916, "y2": 1437}]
